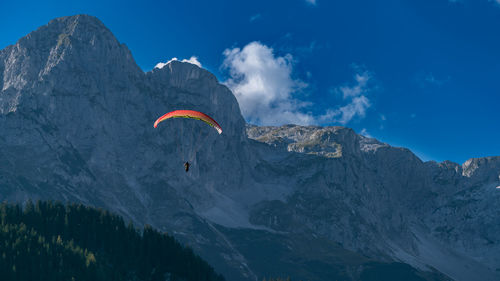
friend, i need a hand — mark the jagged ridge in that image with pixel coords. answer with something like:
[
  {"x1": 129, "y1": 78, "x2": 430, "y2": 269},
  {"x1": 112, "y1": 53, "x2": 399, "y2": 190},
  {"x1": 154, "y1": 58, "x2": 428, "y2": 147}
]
[{"x1": 1, "y1": 15, "x2": 499, "y2": 281}]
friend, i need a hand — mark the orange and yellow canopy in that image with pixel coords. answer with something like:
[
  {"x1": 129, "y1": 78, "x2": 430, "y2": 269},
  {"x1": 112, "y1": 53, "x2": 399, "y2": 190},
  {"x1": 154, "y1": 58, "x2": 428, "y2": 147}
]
[{"x1": 153, "y1": 110, "x2": 222, "y2": 134}]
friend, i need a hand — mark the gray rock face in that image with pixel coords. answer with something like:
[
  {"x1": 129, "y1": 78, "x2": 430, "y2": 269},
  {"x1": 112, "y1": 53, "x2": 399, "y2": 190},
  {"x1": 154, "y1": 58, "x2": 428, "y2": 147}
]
[
  {"x1": 247, "y1": 126, "x2": 500, "y2": 281},
  {"x1": 1, "y1": 15, "x2": 499, "y2": 281}
]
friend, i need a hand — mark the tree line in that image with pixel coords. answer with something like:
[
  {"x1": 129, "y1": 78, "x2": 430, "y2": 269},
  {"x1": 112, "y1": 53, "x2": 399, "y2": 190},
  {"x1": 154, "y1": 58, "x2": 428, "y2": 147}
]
[{"x1": 0, "y1": 200, "x2": 225, "y2": 281}]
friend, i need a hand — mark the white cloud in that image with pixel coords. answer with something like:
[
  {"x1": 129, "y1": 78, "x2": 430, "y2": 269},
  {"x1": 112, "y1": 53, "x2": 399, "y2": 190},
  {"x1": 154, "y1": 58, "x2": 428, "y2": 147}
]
[
  {"x1": 306, "y1": 0, "x2": 317, "y2": 5},
  {"x1": 155, "y1": 56, "x2": 202, "y2": 69},
  {"x1": 183, "y1": 56, "x2": 202, "y2": 67},
  {"x1": 337, "y1": 72, "x2": 370, "y2": 99},
  {"x1": 250, "y1": 14, "x2": 261, "y2": 22},
  {"x1": 319, "y1": 96, "x2": 370, "y2": 125},
  {"x1": 222, "y1": 41, "x2": 314, "y2": 125},
  {"x1": 379, "y1": 114, "x2": 386, "y2": 129},
  {"x1": 222, "y1": 42, "x2": 374, "y2": 126},
  {"x1": 320, "y1": 69, "x2": 373, "y2": 125},
  {"x1": 337, "y1": 95, "x2": 370, "y2": 123},
  {"x1": 424, "y1": 73, "x2": 449, "y2": 86},
  {"x1": 154, "y1": 61, "x2": 170, "y2": 69},
  {"x1": 453, "y1": 0, "x2": 500, "y2": 7},
  {"x1": 360, "y1": 128, "x2": 372, "y2": 138}
]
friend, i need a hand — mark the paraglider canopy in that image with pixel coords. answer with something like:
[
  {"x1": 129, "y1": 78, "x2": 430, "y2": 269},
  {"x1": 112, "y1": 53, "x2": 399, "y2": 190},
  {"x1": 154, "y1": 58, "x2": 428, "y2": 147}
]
[{"x1": 153, "y1": 110, "x2": 222, "y2": 134}]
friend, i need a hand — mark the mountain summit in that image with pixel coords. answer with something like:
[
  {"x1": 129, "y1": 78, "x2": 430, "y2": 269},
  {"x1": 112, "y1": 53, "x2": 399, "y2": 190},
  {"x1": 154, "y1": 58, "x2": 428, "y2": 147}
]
[{"x1": 1, "y1": 15, "x2": 499, "y2": 281}]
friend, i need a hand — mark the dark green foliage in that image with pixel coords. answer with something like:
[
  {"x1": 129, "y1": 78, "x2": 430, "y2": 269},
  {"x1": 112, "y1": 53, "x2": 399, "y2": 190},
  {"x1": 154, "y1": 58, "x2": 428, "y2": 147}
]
[{"x1": 0, "y1": 200, "x2": 225, "y2": 281}]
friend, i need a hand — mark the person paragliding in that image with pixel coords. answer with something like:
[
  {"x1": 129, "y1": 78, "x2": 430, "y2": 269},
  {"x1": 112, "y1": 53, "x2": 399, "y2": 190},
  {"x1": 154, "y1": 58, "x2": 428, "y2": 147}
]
[
  {"x1": 153, "y1": 110, "x2": 222, "y2": 134},
  {"x1": 153, "y1": 110, "x2": 222, "y2": 172}
]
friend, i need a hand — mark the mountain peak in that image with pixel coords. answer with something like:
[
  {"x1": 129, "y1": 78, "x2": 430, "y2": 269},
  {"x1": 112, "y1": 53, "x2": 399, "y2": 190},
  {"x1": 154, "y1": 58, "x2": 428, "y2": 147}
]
[
  {"x1": 0, "y1": 14, "x2": 142, "y2": 113},
  {"x1": 18, "y1": 14, "x2": 116, "y2": 53},
  {"x1": 47, "y1": 14, "x2": 109, "y2": 34},
  {"x1": 149, "y1": 60, "x2": 218, "y2": 89}
]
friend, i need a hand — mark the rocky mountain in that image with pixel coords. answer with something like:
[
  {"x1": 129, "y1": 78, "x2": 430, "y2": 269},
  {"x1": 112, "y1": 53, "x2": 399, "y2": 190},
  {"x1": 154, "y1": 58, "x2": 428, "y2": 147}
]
[{"x1": 1, "y1": 15, "x2": 499, "y2": 281}]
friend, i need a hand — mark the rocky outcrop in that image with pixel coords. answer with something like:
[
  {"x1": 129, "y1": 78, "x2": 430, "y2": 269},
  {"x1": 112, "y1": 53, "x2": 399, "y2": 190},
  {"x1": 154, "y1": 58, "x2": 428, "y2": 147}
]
[{"x1": 1, "y1": 15, "x2": 499, "y2": 281}]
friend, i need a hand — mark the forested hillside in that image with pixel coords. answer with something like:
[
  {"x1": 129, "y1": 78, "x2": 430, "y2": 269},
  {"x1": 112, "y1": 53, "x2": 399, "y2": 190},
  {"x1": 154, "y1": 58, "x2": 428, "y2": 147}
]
[{"x1": 0, "y1": 201, "x2": 225, "y2": 281}]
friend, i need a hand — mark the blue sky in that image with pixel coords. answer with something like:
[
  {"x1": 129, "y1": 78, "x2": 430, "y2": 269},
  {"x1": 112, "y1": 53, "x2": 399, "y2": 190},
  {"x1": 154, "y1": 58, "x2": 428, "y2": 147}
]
[{"x1": 1, "y1": 0, "x2": 499, "y2": 163}]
